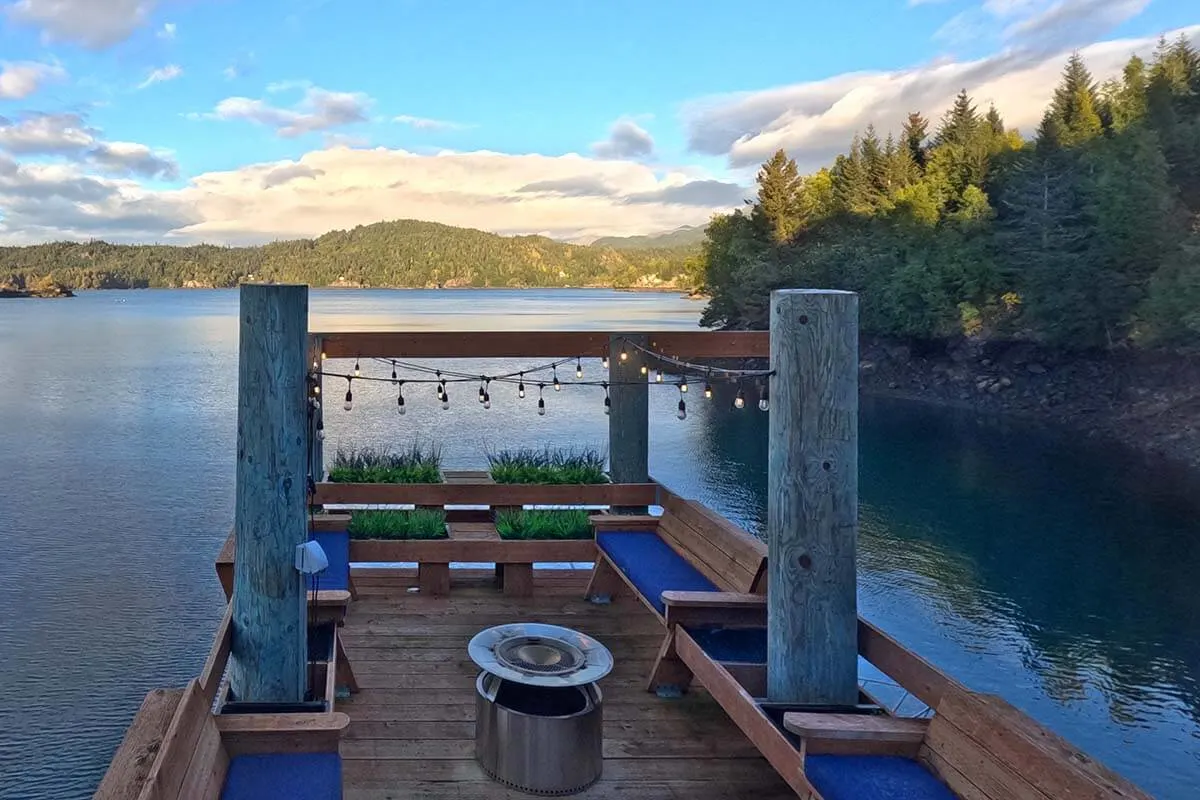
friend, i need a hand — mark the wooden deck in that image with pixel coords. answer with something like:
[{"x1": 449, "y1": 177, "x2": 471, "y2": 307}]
[{"x1": 338, "y1": 568, "x2": 795, "y2": 799}]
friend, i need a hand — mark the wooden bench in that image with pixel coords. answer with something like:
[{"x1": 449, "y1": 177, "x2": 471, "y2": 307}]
[{"x1": 96, "y1": 678, "x2": 349, "y2": 800}]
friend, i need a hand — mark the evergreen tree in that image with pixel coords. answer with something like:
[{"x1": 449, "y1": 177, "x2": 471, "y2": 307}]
[
  {"x1": 1101, "y1": 56, "x2": 1148, "y2": 131},
  {"x1": 883, "y1": 133, "x2": 919, "y2": 192},
  {"x1": 832, "y1": 137, "x2": 876, "y2": 215},
  {"x1": 903, "y1": 112, "x2": 930, "y2": 169},
  {"x1": 936, "y1": 90, "x2": 980, "y2": 147},
  {"x1": 751, "y1": 149, "x2": 805, "y2": 244},
  {"x1": 1048, "y1": 53, "x2": 1103, "y2": 146},
  {"x1": 860, "y1": 125, "x2": 889, "y2": 202},
  {"x1": 985, "y1": 105, "x2": 1005, "y2": 138}
]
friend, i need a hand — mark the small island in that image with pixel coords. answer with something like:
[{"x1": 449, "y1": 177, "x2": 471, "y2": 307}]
[{"x1": 0, "y1": 277, "x2": 74, "y2": 298}]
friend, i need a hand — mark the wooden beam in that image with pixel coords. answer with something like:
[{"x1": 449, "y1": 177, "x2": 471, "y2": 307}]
[
  {"x1": 348, "y1": 538, "x2": 595, "y2": 563},
  {"x1": 198, "y1": 606, "x2": 233, "y2": 704},
  {"x1": 609, "y1": 334, "x2": 649, "y2": 514},
  {"x1": 94, "y1": 688, "x2": 185, "y2": 800},
  {"x1": 230, "y1": 283, "x2": 309, "y2": 704},
  {"x1": 857, "y1": 619, "x2": 954, "y2": 710},
  {"x1": 313, "y1": 481, "x2": 658, "y2": 506},
  {"x1": 216, "y1": 712, "x2": 349, "y2": 757},
  {"x1": 768, "y1": 288, "x2": 859, "y2": 705},
  {"x1": 314, "y1": 330, "x2": 769, "y2": 359}
]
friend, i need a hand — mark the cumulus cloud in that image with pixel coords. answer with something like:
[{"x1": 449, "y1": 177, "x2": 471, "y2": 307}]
[
  {"x1": 685, "y1": 24, "x2": 1200, "y2": 169},
  {"x1": 87, "y1": 141, "x2": 178, "y2": 180},
  {"x1": 0, "y1": 112, "x2": 178, "y2": 179},
  {"x1": 0, "y1": 146, "x2": 746, "y2": 245},
  {"x1": 393, "y1": 114, "x2": 471, "y2": 131},
  {"x1": 6, "y1": 0, "x2": 156, "y2": 49},
  {"x1": 137, "y1": 64, "x2": 182, "y2": 90},
  {"x1": 0, "y1": 60, "x2": 66, "y2": 100},
  {"x1": 204, "y1": 87, "x2": 371, "y2": 138},
  {"x1": 592, "y1": 119, "x2": 655, "y2": 159}
]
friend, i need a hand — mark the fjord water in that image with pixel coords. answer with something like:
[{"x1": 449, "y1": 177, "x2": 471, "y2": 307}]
[{"x1": 0, "y1": 289, "x2": 1197, "y2": 799}]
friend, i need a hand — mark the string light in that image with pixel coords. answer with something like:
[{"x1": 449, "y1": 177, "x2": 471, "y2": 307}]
[
  {"x1": 552, "y1": 366, "x2": 561, "y2": 392},
  {"x1": 391, "y1": 361, "x2": 398, "y2": 382},
  {"x1": 537, "y1": 383, "x2": 546, "y2": 416},
  {"x1": 478, "y1": 378, "x2": 486, "y2": 404},
  {"x1": 436, "y1": 371, "x2": 446, "y2": 401},
  {"x1": 320, "y1": 351, "x2": 327, "y2": 361},
  {"x1": 680, "y1": 377, "x2": 689, "y2": 393},
  {"x1": 758, "y1": 382, "x2": 770, "y2": 412},
  {"x1": 602, "y1": 355, "x2": 609, "y2": 370},
  {"x1": 655, "y1": 368, "x2": 663, "y2": 383},
  {"x1": 483, "y1": 379, "x2": 492, "y2": 410},
  {"x1": 343, "y1": 377, "x2": 354, "y2": 412},
  {"x1": 397, "y1": 381, "x2": 406, "y2": 415},
  {"x1": 518, "y1": 373, "x2": 526, "y2": 399},
  {"x1": 603, "y1": 383, "x2": 611, "y2": 415},
  {"x1": 704, "y1": 373, "x2": 713, "y2": 399},
  {"x1": 313, "y1": 383, "x2": 321, "y2": 396},
  {"x1": 576, "y1": 359, "x2": 584, "y2": 379},
  {"x1": 316, "y1": 418, "x2": 325, "y2": 441},
  {"x1": 677, "y1": 386, "x2": 687, "y2": 420},
  {"x1": 619, "y1": 348, "x2": 628, "y2": 362},
  {"x1": 639, "y1": 364, "x2": 648, "y2": 376},
  {"x1": 441, "y1": 386, "x2": 450, "y2": 410},
  {"x1": 734, "y1": 387, "x2": 746, "y2": 410},
  {"x1": 354, "y1": 358, "x2": 361, "y2": 377}
]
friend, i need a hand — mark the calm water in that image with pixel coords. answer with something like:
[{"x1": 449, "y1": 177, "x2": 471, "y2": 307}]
[{"x1": 0, "y1": 289, "x2": 1197, "y2": 799}]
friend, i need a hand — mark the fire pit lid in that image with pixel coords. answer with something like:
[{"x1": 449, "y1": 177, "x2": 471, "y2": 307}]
[{"x1": 469, "y1": 622, "x2": 614, "y2": 687}]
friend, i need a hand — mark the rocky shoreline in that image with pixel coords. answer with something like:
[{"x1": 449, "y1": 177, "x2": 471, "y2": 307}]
[
  {"x1": 858, "y1": 337, "x2": 1200, "y2": 470},
  {"x1": 0, "y1": 281, "x2": 74, "y2": 298}
]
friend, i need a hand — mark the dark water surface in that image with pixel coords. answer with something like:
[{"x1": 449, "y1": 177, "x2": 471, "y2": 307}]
[{"x1": 0, "y1": 289, "x2": 1196, "y2": 798}]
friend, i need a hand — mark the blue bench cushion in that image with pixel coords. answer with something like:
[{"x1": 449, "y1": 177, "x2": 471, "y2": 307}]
[
  {"x1": 311, "y1": 531, "x2": 349, "y2": 591},
  {"x1": 686, "y1": 626, "x2": 767, "y2": 663},
  {"x1": 806, "y1": 755, "x2": 956, "y2": 800},
  {"x1": 596, "y1": 531, "x2": 717, "y2": 614},
  {"x1": 222, "y1": 753, "x2": 342, "y2": 800}
]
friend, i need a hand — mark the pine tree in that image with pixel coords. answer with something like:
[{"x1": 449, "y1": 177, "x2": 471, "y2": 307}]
[
  {"x1": 751, "y1": 149, "x2": 805, "y2": 244},
  {"x1": 832, "y1": 137, "x2": 875, "y2": 216},
  {"x1": 985, "y1": 105, "x2": 1005, "y2": 138},
  {"x1": 902, "y1": 112, "x2": 930, "y2": 169},
  {"x1": 936, "y1": 90, "x2": 979, "y2": 147},
  {"x1": 884, "y1": 133, "x2": 919, "y2": 192},
  {"x1": 860, "y1": 124, "x2": 889, "y2": 201},
  {"x1": 1102, "y1": 56, "x2": 1148, "y2": 131},
  {"x1": 1048, "y1": 53, "x2": 1103, "y2": 146}
]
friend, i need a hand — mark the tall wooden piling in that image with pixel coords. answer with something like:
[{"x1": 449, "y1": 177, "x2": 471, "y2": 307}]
[
  {"x1": 229, "y1": 283, "x2": 310, "y2": 703},
  {"x1": 608, "y1": 334, "x2": 649, "y2": 514},
  {"x1": 767, "y1": 289, "x2": 859, "y2": 705}
]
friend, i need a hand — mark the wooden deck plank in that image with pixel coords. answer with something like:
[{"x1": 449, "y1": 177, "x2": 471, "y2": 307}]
[
  {"x1": 337, "y1": 570, "x2": 791, "y2": 798},
  {"x1": 94, "y1": 688, "x2": 185, "y2": 800}
]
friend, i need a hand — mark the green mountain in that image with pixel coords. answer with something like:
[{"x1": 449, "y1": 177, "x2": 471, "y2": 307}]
[
  {"x1": 0, "y1": 219, "x2": 698, "y2": 291},
  {"x1": 591, "y1": 226, "x2": 707, "y2": 250}
]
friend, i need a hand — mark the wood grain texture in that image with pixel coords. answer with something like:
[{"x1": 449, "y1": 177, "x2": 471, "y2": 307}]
[
  {"x1": 858, "y1": 618, "x2": 953, "y2": 709},
  {"x1": 782, "y1": 712, "x2": 928, "y2": 743},
  {"x1": 94, "y1": 689, "x2": 185, "y2": 800},
  {"x1": 216, "y1": 712, "x2": 349, "y2": 757},
  {"x1": 314, "y1": 481, "x2": 657, "y2": 506},
  {"x1": 315, "y1": 330, "x2": 768, "y2": 359},
  {"x1": 198, "y1": 606, "x2": 232, "y2": 704},
  {"x1": 608, "y1": 334, "x2": 649, "y2": 513},
  {"x1": 767, "y1": 288, "x2": 859, "y2": 705},
  {"x1": 230, "y1": 283, "x2": 309, "y2": 703},
  {"x1": 135, "y1": 680, "x2": 210, "y2": 800}
]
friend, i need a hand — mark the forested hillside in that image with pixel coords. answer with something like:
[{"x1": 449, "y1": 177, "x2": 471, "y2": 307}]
[
  {"x1": 699, "y1": 37, "x2": 1200, "y2": 349},
  {"x1": 0, "y1": 219, "x2": 697, "y2": 291}
]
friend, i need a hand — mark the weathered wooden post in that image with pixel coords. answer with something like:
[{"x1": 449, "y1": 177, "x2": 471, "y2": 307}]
[
  {"x1": 608, "y1": 334, "x2": 649, "y2": 514},
  {"x1": 229, "y1": 283, "x2": 310, "y2": 704},
  {"x1": 767, "y1": 289, "x2": 859, "y2": 705}
]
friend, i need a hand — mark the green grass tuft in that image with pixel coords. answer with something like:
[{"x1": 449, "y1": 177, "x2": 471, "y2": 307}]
[
  {"x1": 495, "y1": 509, "x2": 593, "y2": 540},
  {"x1": 328, "y1": 444, "x2": 442, "y2": 484},
  {"x1": 347, "y1": 509, "x2": 448, "y2": 540},
  {"x1": 487, "y1": 446, "x2": 608, "y2": 485}
]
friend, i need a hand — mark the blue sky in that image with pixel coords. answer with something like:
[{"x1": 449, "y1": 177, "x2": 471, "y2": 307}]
[{"x1": 0, "y1": 0, "x2": 1196, "y2": 244}]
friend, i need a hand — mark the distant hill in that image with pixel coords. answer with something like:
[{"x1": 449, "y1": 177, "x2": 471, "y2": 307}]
[
  {"x1": 0, "y1": 218, "x2": 700, "y2": 291},
  {"x1": 590, "y1": 226, "x2": 706, "y2": 250}
]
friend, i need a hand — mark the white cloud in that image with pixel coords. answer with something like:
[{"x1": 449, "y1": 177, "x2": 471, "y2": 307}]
[
  {"x1": 137, "y1": 64, "x2": 182, "y2": 90},
  {"x1": 6, "y1": 0, "x2": 156, "y2": 49},
  {"x1": 88, "y1": 141, "x2": 177, "y2": 180},
  {"x1": 203, "y1": 86, "x2": 371, "y2": 138},
  {"x1": 393, "y1": 114, "x2": 471, "y2": 131},
  {"x1": 592, "y1": 118, "x2": 655, "y2": 159},
  {"x1": 0, "y1": 60, "x2": 66, "y2": 100},
  {"x1": 0, "y1": 112, "x2": 178, "y2": 179},
  {"x1": 157, "y1": 21, "x2": 175, "y2": 39},
  {"x1": 684, "y1": 25, "x2": 1200, "y2": 169},
  {"x1": 0, "y1": 146, "x2": 746, "y2": 245}
]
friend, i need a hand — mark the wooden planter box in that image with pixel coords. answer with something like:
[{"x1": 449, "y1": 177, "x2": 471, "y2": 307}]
[{"x1": 348, "y1": 523, "x2": 596, "y2": 598}]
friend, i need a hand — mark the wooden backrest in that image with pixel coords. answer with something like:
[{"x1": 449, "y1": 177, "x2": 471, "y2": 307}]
[
  {"x1": 135, "y1": 680, "x2": 229, "y2": 800},
  {"x1": 921, "y1": 685, "x2": 1152, "y2": 800},
  {"x1": 657, "y1": 495, "x2": 767, "y2": 594}
]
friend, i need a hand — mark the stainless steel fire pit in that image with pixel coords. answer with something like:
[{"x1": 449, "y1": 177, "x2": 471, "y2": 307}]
[{"x1": 469, "y1": 622, "x2": 614, "y2": 796}]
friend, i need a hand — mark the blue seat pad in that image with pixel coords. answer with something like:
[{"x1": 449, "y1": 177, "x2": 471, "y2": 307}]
[
  {"x1": 685, "y1": 626, "x2": 767, "y2": 663},
  {"x1": 596, "y1": 531, "x2": 716, "y2": 614},
  {"x1": 222, "y1": 752, "x2": 342, "y2": 800},
  {"x1": 310, "y1": 531, "x2": 349, "y2": 591},
  {"x1": 806, "y1": 754, "x2": 957, "y2": 800}
]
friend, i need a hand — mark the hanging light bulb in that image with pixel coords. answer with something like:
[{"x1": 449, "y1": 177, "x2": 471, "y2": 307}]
[
  {"x1": 441, "y1": 387, "x2": 450, "y2": 410},
  {"x1": 639, "y1": 363, "x2": 648, "y2": 376},
  {"x1": 576, "y1": 359, "x2": 584, "y2": 379},
  {"x1": 316, "y1": 418, "x2": 325, "y2": 441},
  {"x1": 655, "y1": 368, "x2": 664, "y2": 383},
  {"x1": 312, "y1": 358, "x2": 319, "y2": 370},
  {"x1": 478, "y1": 379, "x2": 486, "y2": 404},
  {"x1": 603, "y1": 383, "x2": 611, "y2": 415},
  {"x1": 320, "y1": 351, "x2": 327, "y2": 361},
  {"x1": 313, "y1": 383, "x2": 321, "y2": 396},
  {"x1": 758, "y1": 382, "x2": 770, "y2": 412},
  {"x1": 619, "y1": 348, "x2": 628, "y2": 362},
  {"x1": 734, "y1": 387, "x2": 746, "y2": 410},
  {"x1": 397, "y1": 382, "x2": 406, "y2": 415},
  {"x1": 343, "y1": 378, "x2": 353, "y2": 412},
  {"x1": 353, "y1": 358, "x2": 361, "y2": 377},
  {"x1": 391, "y1": 362, "x2": 398, "y2": 382},
  {"x1": 436, "y1": 372, "x2": 445, "y2": 400},
  {"x1": 553, "y1": 366, "x2": 561, "y2": 392},
  {"x1": 537, "y1": 384, "x2": 546, "y2": 416},
  {"x1": 518, "y1": 372, "x2": 526, "y2": 399},
  {"x1": 483, "y1": 391, "x2": 491, "y2": 409},
  {"x1": 704, "y1": 375, "x2": 713, "y2": 399},
  {"x1": 680, "y1": 378, "x2": 689, "y2": 393},
  {"x1": 677, "y1": 397, "x2": 687, "y2": 421},
  {"x1": 602, "y1": 355, "x2": 610, "y2": 370}
]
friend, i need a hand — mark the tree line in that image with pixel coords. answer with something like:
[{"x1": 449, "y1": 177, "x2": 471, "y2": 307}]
[
  {"x1": 698, "y1": 37, "x2": 1200, "y2": 350},
  {"x1": 0, "y1": 219, "x2": 698, "y2": 292}
]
